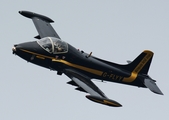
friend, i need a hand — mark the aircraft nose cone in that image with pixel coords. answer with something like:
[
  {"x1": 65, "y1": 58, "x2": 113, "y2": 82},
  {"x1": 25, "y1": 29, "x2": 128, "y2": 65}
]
[
  {"x1": 12, "y1": 46, "x2": 16, "y2": 52},
  {"x1": 12, "y1": 44, "x2": 22, "y2": 54},
  {"x1": 13, "y1": 42, "x2": 37, "y2": 52},
  {"x1": 12, "y1": 46, "x2": 16, "y2": 54},
  {"x1": 12, "y1": 44, "x2": 20, "y2": 54},
  {"x1": 18, "y1": 11, "x2": 22, "y2": 14},
  {"x1": 12, "y1": 41, "x2": 45, "y2": 56}
]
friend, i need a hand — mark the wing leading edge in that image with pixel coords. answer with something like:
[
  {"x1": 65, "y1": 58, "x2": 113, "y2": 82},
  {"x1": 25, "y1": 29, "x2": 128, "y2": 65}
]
[
  {"x1": 65, "y1": 69, "x2": 122, "y2": 107},
  {"x1": 19, "y1": 11, "x2": 60, "y2": 39}
]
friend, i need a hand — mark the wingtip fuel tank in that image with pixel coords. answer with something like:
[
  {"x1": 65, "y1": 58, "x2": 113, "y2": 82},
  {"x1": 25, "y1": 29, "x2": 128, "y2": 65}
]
[
  {"x1": 86, "y1": 95, "x2": 122, "y2": 107},
  {"x1": 19, "y1": 11, "x2": 54, "y2": 23}
]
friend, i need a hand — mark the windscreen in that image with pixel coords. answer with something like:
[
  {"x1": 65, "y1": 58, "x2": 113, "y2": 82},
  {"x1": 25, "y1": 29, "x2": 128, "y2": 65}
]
[{"x1": 37, "y1": 37, "x2": 68, "y2": 54}]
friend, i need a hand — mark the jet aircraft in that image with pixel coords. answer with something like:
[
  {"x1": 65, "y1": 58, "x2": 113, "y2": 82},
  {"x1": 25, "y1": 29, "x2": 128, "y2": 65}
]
[{"x1": 12, "y1": 11, "x2": 163, "y2": 107}]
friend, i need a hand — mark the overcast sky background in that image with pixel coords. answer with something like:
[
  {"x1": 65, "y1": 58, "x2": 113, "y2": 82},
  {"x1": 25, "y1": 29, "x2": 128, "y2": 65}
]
[{"x1": 1, "y1": 0, "x2": 169, "y2": 120}]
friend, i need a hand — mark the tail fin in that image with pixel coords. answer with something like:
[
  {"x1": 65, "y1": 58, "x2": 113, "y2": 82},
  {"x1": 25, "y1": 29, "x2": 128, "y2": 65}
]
[
  {"x1": 126, "y1": 50, "x2": 153, "y2": 74},
  {"x1": 125, "y1": 50, "x2": 163, "y2": 95}
]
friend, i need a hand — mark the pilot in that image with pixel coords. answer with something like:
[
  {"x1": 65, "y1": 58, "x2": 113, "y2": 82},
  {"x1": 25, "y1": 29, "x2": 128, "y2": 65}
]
[
  {"x1": 57, "y1": 47, "x2": 62, "y2": 52},
  {"x1": 54, "y1": 42, "x2": 61, "y2": 52}
]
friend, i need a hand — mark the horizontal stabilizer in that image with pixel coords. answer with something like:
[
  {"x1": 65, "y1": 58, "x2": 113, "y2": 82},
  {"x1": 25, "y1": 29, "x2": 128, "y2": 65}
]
[{"x1": 144, "y1": 78, "x2": 163, "y2": 95}]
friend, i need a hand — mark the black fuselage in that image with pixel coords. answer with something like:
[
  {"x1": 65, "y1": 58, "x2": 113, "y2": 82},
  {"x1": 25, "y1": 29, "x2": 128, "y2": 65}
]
[{"x1": 13, "y1": 40, "x2": 145, "y2": 88}]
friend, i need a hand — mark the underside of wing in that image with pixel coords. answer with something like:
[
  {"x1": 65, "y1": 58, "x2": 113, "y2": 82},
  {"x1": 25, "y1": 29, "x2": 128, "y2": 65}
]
[
  {"x1": 19, "y1": 11, "x2": 60, "y2": 39},
  {"x1": 67, "y1": 80, "x2": 87, "y2": 93},
  {"x1": 65, "y1": 69, "x2": 122, "y2": 107}
]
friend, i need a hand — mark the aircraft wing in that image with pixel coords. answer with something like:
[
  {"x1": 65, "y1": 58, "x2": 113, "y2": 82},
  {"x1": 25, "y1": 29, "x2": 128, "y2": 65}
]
[
  {"x1": 19, "y1": 11, "x2": 60, "y2": 39},
  {"x1": 65, "y1": 69, "x2": 122, "y2": 107}
]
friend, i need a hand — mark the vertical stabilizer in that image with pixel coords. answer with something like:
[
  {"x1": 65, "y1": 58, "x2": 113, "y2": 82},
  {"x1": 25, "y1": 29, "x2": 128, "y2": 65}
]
[
  {"x1": 126, "y1": 50, "x2": 153, "y2": 74},
  {"x1": 124, "y1": 50, "x2": 163, "y2": 95},
  {"x1": 123, "y1": 50, "x2": 153, "y2": 83}
]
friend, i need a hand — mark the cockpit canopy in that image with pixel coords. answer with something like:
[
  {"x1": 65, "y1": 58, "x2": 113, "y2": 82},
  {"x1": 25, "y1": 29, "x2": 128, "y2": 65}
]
[{"x1": 37, "y1": 37, "x2": 68, "y2": 54}]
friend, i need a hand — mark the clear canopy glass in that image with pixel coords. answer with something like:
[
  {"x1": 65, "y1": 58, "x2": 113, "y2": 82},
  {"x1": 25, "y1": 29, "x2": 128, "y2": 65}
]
[{"x1": 37, "y1": 37, "x2": 68, "y2": 54}]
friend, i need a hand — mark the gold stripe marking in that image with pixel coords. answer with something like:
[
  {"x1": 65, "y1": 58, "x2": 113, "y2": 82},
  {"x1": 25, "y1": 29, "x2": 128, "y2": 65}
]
[
  {"x1": 52, "y1": 59, "x2": 103, "y2": 76},
  {"x1": 103, "y1": 100, "x2": 121, "y2": 106},
  {"x1": 36, "y1": 56, "x2": 45, "y2": 59},
  {"x1": 89, "y1": 98, "x2": 120, "y2": 106},
  {"x1": 123, "y1": 50, "x2": 153, "y2": 82},
  {"x1": 20, "y1": 49, "x2": 54, "y2": 59},
  {"x1": 20, "y1": 49, "x2": 103, "y2": 76},
  {"x1": 89, "y1": 98, "x2": 105, "y2": 104}
]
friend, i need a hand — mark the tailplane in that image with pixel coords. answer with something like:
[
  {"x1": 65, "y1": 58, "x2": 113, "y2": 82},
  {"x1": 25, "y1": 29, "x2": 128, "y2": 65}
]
[{"x1": 144, "y1": 78, "x2": 163, "y2": 95}]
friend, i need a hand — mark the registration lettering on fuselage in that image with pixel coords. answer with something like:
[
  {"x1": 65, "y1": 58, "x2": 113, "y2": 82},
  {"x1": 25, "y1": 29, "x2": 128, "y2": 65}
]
[{"x1": 102, "y1": 72, "x2": 123, "y2": 81}]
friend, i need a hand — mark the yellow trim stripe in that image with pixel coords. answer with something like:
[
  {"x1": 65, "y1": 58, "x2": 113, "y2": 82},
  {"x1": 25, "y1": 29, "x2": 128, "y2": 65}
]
[
  {"x1": 20, "y1": 49, "x2": 103, "y2": 76},
  {"x1": 89, "y1": 98, "x2": 121, "y2": 107},
  {"x1": 123, "y1": 50, "x2": 153, "y2": 82},
  {"x1": 20, "y1": 49, "x2": 54, "y2": 59},
  {"x1": 36, "y1": 56, "x2": 45, "y2": 59},
  {"x1": 52, "y1": 59, "x2": 103, "y2": 76},
  {"x1": 103, "y1": 100, "x2": 121, "y2": 106}
]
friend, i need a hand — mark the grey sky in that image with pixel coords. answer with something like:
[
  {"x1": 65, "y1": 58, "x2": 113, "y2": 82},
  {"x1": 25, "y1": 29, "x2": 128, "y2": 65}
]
[{"x1": 1, "y1": 0, "x2": 169, "y2": 119}]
